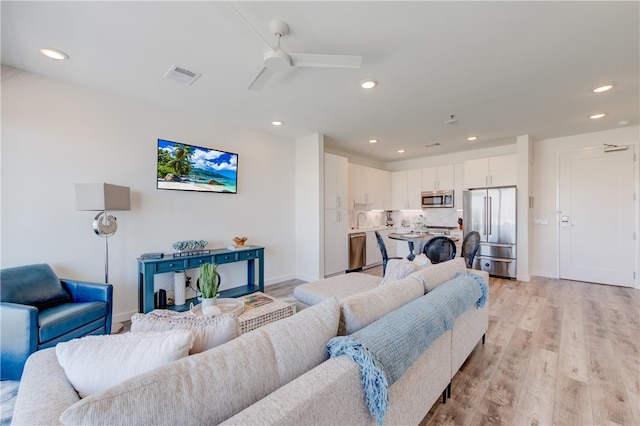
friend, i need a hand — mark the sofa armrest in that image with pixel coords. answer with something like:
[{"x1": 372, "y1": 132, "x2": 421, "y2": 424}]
[
  {"x1": 11, "y1": 348, "x2": 81, "y2": 426},
  {"x1": 61, "y1": 280, "x2": 113, "y2": 334},
  {"x1": 61, "y1": 280, "x2": 112, "y2": 303},
  {"x1": 466, "y1": 269, "x2": 489, "y2": 284},
  {"x1": 0, "y1": 302, "x2": 38, "y2": 380}
]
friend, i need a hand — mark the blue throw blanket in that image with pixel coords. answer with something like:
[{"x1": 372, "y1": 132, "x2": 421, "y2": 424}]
[{"x1": 327, "y1": 272, "x2": 488, "y2": 425}]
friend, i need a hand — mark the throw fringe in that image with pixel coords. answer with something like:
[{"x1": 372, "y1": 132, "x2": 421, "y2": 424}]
[
  {"x1": 456, "y1": 272, "x2": 489, "y2": 308},
  {"x1": 327, "y1": 336, "x2": 389, "y2": 426}
]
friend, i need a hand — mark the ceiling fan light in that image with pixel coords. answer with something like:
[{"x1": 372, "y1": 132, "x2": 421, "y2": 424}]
[
  {"x1": 593, "y1": 84, "x2": 613, "y2": 93},
  {"x1": 360, "y1": 80, "x2": 377, "y2": 89},
  {"x1": 40, "y1": 48, "x2": 68, "y2": 60}
]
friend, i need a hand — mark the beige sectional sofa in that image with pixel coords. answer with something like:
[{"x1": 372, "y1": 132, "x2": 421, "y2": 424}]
[{"x1": 12, "y1": 258, "x2": 488, "y2": 426}]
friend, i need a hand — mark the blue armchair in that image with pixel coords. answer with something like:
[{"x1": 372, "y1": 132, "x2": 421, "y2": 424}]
[{"x1": 1, "y1": 264, "x2": 112, "y2": 380}]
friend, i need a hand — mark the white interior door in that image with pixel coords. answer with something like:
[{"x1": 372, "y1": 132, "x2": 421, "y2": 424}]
[{"x1": 559, "y1": 146, "x2": 636, "y2": 286}]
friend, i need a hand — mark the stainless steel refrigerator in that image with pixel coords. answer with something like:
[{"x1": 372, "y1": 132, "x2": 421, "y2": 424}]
[{"x1": 463, "y1": 186, "x2": 517, "y2": 278}]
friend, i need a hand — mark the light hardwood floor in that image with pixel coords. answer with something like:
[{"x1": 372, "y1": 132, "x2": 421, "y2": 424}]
[{"x1": 266, "y1": 269, "x2": 640, "y2": 426}]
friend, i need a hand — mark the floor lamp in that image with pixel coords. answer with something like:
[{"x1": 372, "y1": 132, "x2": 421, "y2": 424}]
[{"x1": 75, "y1": 183, "x2": 130, "y2": 333}]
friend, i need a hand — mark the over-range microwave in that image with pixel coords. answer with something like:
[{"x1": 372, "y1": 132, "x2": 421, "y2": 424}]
[{"x1": 421, "y1": 190, "x2": 454, "y2": 208}]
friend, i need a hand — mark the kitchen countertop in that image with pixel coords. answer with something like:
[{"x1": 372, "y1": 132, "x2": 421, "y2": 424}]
[{"x1": 347, "y1": 226, "x2": 395, "y2": 234}]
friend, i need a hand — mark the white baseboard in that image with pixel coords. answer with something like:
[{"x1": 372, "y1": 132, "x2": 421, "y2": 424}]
[
  {"x1": 264, "y1": 273, "x2": 298, "y2": 285},
  {"x1": 113, "y1": 310, "x2": 137, "y2": 324}
]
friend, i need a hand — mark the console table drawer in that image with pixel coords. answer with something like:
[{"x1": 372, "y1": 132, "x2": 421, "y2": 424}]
[
  {"x1": 155, "y1": 260, "x2": 185, "y2": 273},
  {"x1": 215, "y1": 253, "x2": 237, "y2": 263},
  {"x1": 238, "y1": 250, "x2": 259, "y2": 260},
  {"x1": 187, "y1": 257, "x2": 212, "y2": 268}
]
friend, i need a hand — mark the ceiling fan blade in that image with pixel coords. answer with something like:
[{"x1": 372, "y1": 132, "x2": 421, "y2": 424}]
[
  {"x1": 289, "y1": 53, "x2": 363, "y2": 68},
  {"x1": 248, "y1": 66, "x2": 274, "y2": 91}
]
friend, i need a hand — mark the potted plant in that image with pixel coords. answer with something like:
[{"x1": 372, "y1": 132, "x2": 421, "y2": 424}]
[{"x1": 198, "y1": 262, "x2": 220, "y2": 309}]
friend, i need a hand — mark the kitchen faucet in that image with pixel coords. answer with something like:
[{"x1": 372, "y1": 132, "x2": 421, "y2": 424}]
[{"x1": 357, "y1": 212, "x2": 366, "y2": 229}]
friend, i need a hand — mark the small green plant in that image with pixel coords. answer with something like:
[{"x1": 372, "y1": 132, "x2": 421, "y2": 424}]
[{"x1": 198, "y1": 263, "x2": 220, "y2": 299}]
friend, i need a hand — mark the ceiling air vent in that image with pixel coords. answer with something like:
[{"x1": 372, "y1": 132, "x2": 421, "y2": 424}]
[{"x1": 163, "y1": 65, "x2": 202, "y2": 86}]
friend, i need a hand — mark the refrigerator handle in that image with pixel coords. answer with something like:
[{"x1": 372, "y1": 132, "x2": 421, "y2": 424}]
[
  {"x1": 488, "y1": 196, "x2": 492, "y2": 235},
  {"x1": 483, "y1": 196, "x2": 488, "y2": 237}
]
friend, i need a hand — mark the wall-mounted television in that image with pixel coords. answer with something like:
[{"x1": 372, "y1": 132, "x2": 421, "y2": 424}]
[{"x1": 157, "y1": 139, "x2": 238, "y2": 193}]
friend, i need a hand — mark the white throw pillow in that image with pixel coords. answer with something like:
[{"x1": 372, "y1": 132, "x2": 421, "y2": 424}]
[
  {"x1": 380, "y1": 258, "x2": 419, "y2": 285},
  {"x1": 56, "y1": 329, "x2": 193, "y2": 398},
  {"x1": 413, "y1": 253, "x2": 432, "y2": 268},
  {"x1": 130, "y1": 310, "x2": 239, "y2": 354}
]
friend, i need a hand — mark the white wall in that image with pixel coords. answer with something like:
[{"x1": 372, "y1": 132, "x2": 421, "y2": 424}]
[
  {"x1": 1, "y1": 68, "x2": 298, "y2": 322},
  {"x1": 531, "y1": 126, "x2": 640, "y2": 282}
]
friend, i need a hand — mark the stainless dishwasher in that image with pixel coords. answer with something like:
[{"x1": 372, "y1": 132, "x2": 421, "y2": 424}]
[{"x1": 348, "y1": 232, "x2": 366, "y2": 272}]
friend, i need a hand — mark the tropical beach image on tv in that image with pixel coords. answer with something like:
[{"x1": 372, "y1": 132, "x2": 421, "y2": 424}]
[{"x1": 157, "y1": 139, "x2": 238, "y2": 193}]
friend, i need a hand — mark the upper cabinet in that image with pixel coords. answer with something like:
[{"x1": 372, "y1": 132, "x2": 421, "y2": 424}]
[
  {"x1": 351, "y1": 164, "x2": 391, "y2": 210},
  {"x1": 421, "y1": 165, "x2": 455, "y2": 191},
  {"x1": 324, "y1": 153, "x2": 348, "y2": 209},
  {"x1": 391, "y1": 169, "x2": 422, "y2": 210},
  {"x1": 464, "y1": 154, "x2": 517, "y2": 188}
]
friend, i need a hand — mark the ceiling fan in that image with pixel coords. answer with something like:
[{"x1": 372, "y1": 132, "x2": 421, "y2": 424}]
[
  {"x1": 249, "y1": 19, "x2": 362, "y2": 91},
  {"x1": 241, "y1": 18, "x2": 363, "y2": 91}
]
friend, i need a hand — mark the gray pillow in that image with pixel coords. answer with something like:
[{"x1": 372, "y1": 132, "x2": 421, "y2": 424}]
[{"x1": 1, "y1": 263, "x2": 71, "y2": 310}]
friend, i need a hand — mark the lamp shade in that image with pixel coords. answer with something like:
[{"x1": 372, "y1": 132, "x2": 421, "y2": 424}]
[{"x1": 75, "y1": 183, "x2": 130, "y2": 211}]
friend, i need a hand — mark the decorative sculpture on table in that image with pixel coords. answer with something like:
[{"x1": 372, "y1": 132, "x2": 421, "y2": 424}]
[
  {"x1": 172, "y1": 240, "x2": 209, "y2": 258},
  {"x1": 233, "y1": 236, "x2": 248, "y2": 247}
]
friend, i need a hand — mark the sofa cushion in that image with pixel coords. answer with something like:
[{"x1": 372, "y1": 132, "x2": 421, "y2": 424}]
[
  {"x1": 59, "y1": 298, "x2": 341, "y2": 425},
  {"x1": 38, "y1": 301, "x2": 108, "y2": 344},
  {"x1": 258, "y1": 296, "x2": 340, "y2": 384},
  {"x1": 0, "y1": 264, "x2": 71, "y2": 310},
  {"x1": 294, "y1": 273, "x2": 380, "y2": 306},
  {"x1": 130, "y1": 310, "x2": 239, "y2": 354},
  {"x1": 412, "y1": 257, "x2": 467, "y2": 292},
  {"x1": 340, "y1": 276, "x2": 424, "y2": 335},
  {"x1": 55, "y1": 329, "x2": 193, "y2": 398}
]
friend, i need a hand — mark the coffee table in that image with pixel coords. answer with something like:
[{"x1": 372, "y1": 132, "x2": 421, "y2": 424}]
[{"x1": 237, "y1": 292, "x2": 294, "y2": 334}]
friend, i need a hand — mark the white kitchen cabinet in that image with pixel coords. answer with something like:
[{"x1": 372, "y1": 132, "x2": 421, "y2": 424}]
[
  {"x1": 421, "y1": 164, "x2": 455, "y2": 191},
  {"x1": 324, "y1": 153, "x2": 348, "y2": 209},
  {"x1": 351, "y1": 164, "x2": 391, "y2": 210},
  {"x1": 464, "y1": 154, "x2": 517, "y2": 188},
  {"x1": 391, "y1": 169, "x2": 422, "y2": 210},
  {"x1": 365, "y1": 230, "x2": 382, "y2": 267},
  {"x1": 324, "y1": 210, "x2": 348, "y2": 276},
  {"x1": 371, "y1": 168, "x2": 391, "y2": 210}
]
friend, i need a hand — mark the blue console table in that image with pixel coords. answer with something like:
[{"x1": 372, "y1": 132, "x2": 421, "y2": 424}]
[{"x1": 137, "y1": 246, "x2": 264, "y2": 313}]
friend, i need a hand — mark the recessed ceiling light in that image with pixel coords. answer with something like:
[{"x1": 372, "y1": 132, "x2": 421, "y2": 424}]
[
  {"x1": 369, "y1": 139, "x2": 378, "y2": 144},
  {"x1": 467, "y1": 136, "x2": 478, "y2": 141},
  {"x1": 271, "y1": 121, "x2": 283, "y2": 126},
  {"x1": 40, "y1": 48, "x2": 68, "y2": 60},
  {"x1": 619, "y1": 120, "x2": 630, "y2": 126},
  {"x1": 360, "y1": 80, "x2": 377, "y2": 89},
  {"x1": 593, "y1": 84, "x2": 613, "y2": 93},
  {"x1": 397, "y1": 149, "x2": 405, "y2": 153},
  {"x1": 590, "y1": 113, "x2": 605, "y2": 119}
]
